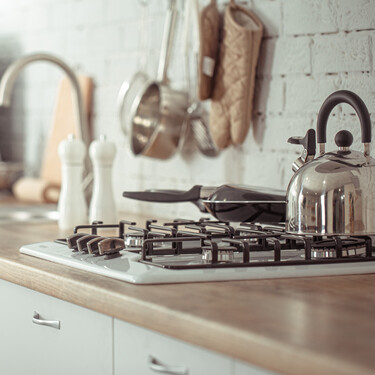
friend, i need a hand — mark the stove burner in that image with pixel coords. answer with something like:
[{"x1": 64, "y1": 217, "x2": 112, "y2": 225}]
[
  {"x1": 123, "y1": 226, "x2": 149, "y2": 248},
  {"x1": 124, "y1": 233, "x2": 145, "y2": 248},
  {"x1": 311, "y1": 238, "x2": 367, "y2": 259},
  {"x1": 202, "y1": 245, "x2": 236, "y2": 263}
]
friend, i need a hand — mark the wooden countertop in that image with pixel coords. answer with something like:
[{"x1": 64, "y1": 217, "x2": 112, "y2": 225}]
[{"x1": 0, "y1": 218, "x2": 375, "y2": 375}]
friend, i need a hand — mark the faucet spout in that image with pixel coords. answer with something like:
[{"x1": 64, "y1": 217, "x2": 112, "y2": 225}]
[
  {"x1": 0, "y1": 53, "x2": 89, "y2": 144},
  {"x1": 0, "y1": 52, "x2": 91, "y2": 181}
]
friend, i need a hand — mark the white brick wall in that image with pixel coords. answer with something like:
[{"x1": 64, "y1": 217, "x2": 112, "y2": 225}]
[
  {"x1": 0, "y1": 0, "x2": 375, "y2": 220},
  {"x1": 285, "y1": 74, "x2": 341, "y2": 114},
  {"x1": 312, "y1": 32, "x2": 371, "y2": 73},
  {"x1": 283, "y1": 0, "x2": 338, "y2": 35},
  {"x1": 257, "y1": 36, "x2": 311, "y2": 76},
  {"x1": 335, "y1": 0, "x2": 375, "y2": 31},
  {"x1": 250, "y1": 0, "x2": 282, "y2": 37}
]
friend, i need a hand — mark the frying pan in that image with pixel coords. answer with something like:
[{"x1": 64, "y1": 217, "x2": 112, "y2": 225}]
[{"x1": 123, "y1": 184, "x2": 286, "y2": 223}]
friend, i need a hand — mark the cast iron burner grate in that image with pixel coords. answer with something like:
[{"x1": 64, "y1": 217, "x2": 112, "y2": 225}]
[{"x1": 56, "y1": 218, "x2": 375, "y2": 270}]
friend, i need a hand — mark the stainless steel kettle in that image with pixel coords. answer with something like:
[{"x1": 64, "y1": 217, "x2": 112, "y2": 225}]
[{"x1": 286, "y1": 90, "x2": 375, "y2": 235}]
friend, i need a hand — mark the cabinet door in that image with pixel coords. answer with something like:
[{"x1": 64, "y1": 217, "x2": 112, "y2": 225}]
[
  {"x1": 114, "y1": 319, "x2": 233, "y2": 375},
  {"x1": 0, "y1": 279, "x2": 112, "y2": 375},
  {"x1": 234, "y1": 360, "x2": 279, "y2": 375}
]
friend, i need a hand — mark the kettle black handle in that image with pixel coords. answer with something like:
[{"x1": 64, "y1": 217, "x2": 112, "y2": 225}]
[{"x1": 317, "y1": 90, "x2": 372, "y2": 145}]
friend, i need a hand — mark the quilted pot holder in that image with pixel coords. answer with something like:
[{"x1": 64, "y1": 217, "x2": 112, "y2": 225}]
[
  {"x1": 209, "y1": 0, "x2": 263, "y2": 148},
  {"x1": 197, "y1": 0, "x2": 220, "y2": 100}
]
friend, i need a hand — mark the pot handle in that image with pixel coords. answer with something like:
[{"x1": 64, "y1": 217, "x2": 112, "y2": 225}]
[
  {"x1": 316, "y1": 90, "x2": 372, "y2": 156},
  {"x1": 157, "y1": 0, "x2": 178, "y2": 83}
]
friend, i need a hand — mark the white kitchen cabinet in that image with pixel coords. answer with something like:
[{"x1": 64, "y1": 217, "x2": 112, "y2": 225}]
[
  {"x1": 114, "y1": 319, "x2": 278, "y2": 375},
  {"x1": 114, "y1": 319, "x2": 234, "y2": 375},
  {"x1": 234, "y1": 359, "x2": 279, "y2": 375},
  {"x1": 0, "y1": 279, "x2": 112, "y2": 375},
  {"x1": 0, "y1": 279, "x2": 277, "y2": 375}
]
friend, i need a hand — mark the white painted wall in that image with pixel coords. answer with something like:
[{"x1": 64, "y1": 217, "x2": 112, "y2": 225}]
[{"x1": 0, "y1": 0, "x2": 374, "y2": 219}]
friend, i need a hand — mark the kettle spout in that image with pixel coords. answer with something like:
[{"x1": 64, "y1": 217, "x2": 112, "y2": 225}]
[{"x1": 288, "y1": 129, "x2": 316, "y2": 172}]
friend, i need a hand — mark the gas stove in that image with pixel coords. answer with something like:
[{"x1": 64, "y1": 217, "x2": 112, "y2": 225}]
[{"x1": 20, "y1": 218, "x2": 375, "y2": 284}]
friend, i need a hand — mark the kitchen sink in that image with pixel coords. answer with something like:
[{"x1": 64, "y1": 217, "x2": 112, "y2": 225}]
[{"x1": 0, "y1": 204, "x2": 58, "y2": 224}]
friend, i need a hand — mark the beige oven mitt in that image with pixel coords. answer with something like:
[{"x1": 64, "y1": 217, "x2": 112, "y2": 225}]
[
  {"x1": 209, "y1": 0, "x2": 263, "y2": 148},
  {"x1": 197, "y1": 0, "x2": 220, "y2": 100}
]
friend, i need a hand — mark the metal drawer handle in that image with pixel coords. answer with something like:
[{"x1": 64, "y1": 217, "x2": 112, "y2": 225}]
[
  {"x1": 32, "y1": 311, "x2": 60, "y2": 330},
  {"x1": 148, "y1": 355, "x2": 188, "y2": 375}
]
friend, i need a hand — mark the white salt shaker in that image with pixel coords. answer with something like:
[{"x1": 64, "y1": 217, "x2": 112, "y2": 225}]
[
  {"x1": 58, "y1": 134, "x2": 88, "y2": 231},
  {"x1": 89, "y1": 134, "x2": 117, "y2": 224}
]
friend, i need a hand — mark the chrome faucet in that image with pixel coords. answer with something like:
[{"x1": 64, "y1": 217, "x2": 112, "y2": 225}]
[{"x1": 0, "y1": 52, "x2": 91, "y2": 179}]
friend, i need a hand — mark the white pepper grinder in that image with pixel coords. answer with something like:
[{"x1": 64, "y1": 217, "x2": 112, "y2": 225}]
[
  {"x1": 89, "y1": 134, "x2": 117, "y2": 223},
  {"x1": 58, "y1": 134, "x2": 88, "y2": 231}
]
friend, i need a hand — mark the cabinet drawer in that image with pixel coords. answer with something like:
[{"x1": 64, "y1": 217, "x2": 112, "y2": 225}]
[
  {"x1": 0, "y1": 279, "x2": 112, "y2": 375},
  {"x1": 114, "y1": 319, "x2": 233, "y2": 375}
]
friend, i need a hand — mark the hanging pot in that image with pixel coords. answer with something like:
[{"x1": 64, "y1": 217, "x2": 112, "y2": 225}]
[
  {"x1": 286, "y1": 90, "x2": 375, "y2": 235},
  {"x1": 128, "y1": 0, "x2": 189, "y2": 159},
  {"x1": 117, "y1": 1, "x2": 151, "y2": 140}
]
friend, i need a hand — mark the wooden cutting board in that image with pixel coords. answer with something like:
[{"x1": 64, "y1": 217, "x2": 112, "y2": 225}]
[{"x1": 40, "y1": 75, "x2": 93, "y2": 186}]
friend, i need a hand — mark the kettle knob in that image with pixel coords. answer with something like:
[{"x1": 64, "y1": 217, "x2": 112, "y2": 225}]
[{"x1": 335, "y1": 130, "x2": 353, "y2": 148}]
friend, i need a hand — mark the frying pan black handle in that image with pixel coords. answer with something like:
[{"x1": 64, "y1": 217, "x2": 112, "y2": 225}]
[
  {"x1": 122, "y1": 185, "x2": 203, "y2": 203},
  {"x1": 317, "y1": 90, "x2": 371, "y2": 144}
]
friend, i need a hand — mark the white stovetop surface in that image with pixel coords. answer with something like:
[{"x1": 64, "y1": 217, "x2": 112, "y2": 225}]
[{"x1": 20, "y1": 241, "x2": 375, "y2": 284}]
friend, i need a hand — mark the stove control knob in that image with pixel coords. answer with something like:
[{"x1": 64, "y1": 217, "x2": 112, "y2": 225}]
[
  {"x1": 98, "y1": 238, "x2": 125, "y2": 259},
  {"x1": 67, "y1": 233, "x2": 89, "y2": 252},
  {"x1": 77, "y1": 235, "x2": 100, "y2": 253},
  {"x1": 87, "y1": 237, "x2": 106, "y2": 255}
]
